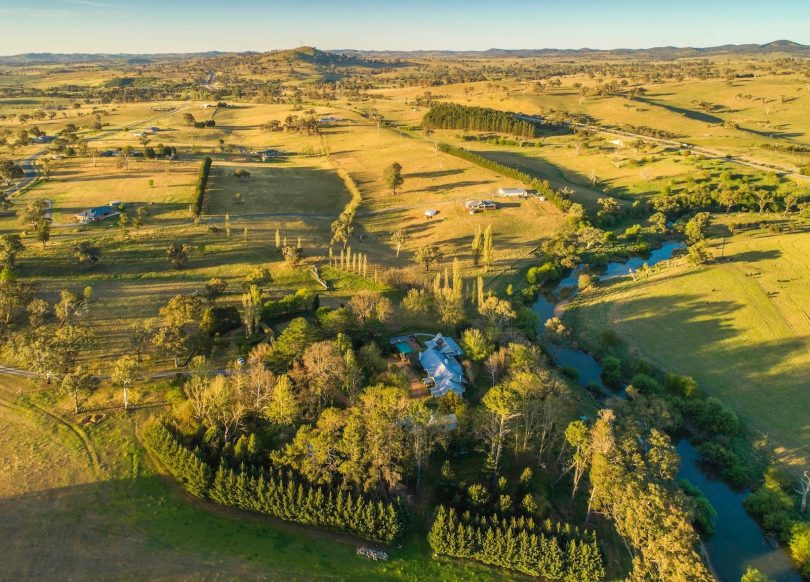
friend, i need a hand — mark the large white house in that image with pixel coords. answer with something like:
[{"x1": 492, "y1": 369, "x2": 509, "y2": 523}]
[{"x1": 419, "y1": 334, "x2": 466, "y2": 398}]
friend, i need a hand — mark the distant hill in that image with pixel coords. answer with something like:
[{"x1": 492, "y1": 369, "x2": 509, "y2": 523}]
[
  {"x1": 329, "y1": 40, "x2": 810, "y2": 59},
  {"x1": 0, "y1": 52, "x2": 233, "y2": 65}
]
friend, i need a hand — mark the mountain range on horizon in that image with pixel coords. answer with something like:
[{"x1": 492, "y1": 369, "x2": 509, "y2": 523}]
[{"x1": 0, "y1": 39, "x2": 808, "y2": 65}]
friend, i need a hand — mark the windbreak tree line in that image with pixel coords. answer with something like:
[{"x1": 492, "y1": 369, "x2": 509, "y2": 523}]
[
  {"x1": 191, "y1": 156, "x2": 212, "y2": 218},
  {"x1": 436, "y1": 143, "x2": 572, "y2": 211},
  {"x1": 423, "y1": 103, "x2": 538, "y2": 138},
  {"x1": 428, "y1": 506, "x2": 605, "y2": 581},
  {"x1": 143, "y1": 419, "x2": 404, "y2": 543}
]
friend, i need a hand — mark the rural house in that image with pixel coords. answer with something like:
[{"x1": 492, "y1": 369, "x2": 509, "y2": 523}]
[
  {"x1": 74, "y1": 204, "x2": 119, "y2": 224},
  {"x1": 419, "y1": 333, "x2": 466, "y2": 397}
]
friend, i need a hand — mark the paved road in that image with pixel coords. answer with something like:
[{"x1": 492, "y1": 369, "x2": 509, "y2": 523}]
[{"x1": 517, "y1": 114, "x2": 802, "y2": 178}]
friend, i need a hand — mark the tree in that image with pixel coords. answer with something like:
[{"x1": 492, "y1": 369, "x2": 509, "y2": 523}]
[
  {"x1": 482, "y1": 225, "x2": 494, "y2": 272},
  {"x1": 0, "y1": 159, "x2": 24, "y2": 186},
  {"x1": 35, "y1": 218, "x2": 50, "y2": 249},
  {"x1": 478, "y1": 296, "x2": 516, "y2": 330},
  {"x1": 461, "y1": 328, "x2": 493, "y2": 362},
  {"x1": 348, "y1": 291, "x2": 392, "y2": 325},
  {"x1": 790, "y1": 522, "x2": 810, "y2": 577},
  {"x1": 408, "y1": 398, "x2": 445, "y2": 487},
  {"x1": 61, "y1": 366, "x2": 98, "y2": 414},
  {"x1": 542, "y1": 317, "x2": 571, "y2": 359},
  {"x1": 282, "y1": 245, "x2": 303, "y2": 267},
  {"x1": 684, "y1": 212, "x2": 711, "y2": 244},
  {"x1": 242, "y1": 284, "x2": 262, "y2": 339},
  {"x1": 471, "y1": 225, "x2": 483, "y2": 267},
  {"x1": 480, "y1": 384, "x2": 520, "y2": 477},
  {"x1": 414, "y1": 244, "x2": 443, "y2": 272},
  {"x1": 0, "y1": 234, "x2": 24, "y2": 269},
  {"x1": 740, "y1": 567, "x2": 774, "y2": 582},
  {"x1": 204, "y1": 277, "x2": 228, "y2": 302},
  {"x1": 798, "y1": 470, "x2": 810, "y2": 514},
  {"x1": 263, "y1": 374, "x2": 300, "y2": 426},
  {"x1": 402, "y1": 288, "x2": 430, "y2": 314},
  {"x1": 330, "y1": 216, "x2": 353, "y2": 249},
  {"x1": 111, "y1": 355, "x2": 139, "y2": 410},
  {"x1": 383, "y1": 162, "x2": 404, "y2": 194},
  {"x1": 183, "y1": 113, "x2": 197, "y2": 126},
  {"x1": 301, "y1": 340, "x2": 347, "y2": 409},
  {"x1": 391, "y1": 229, "x2": 407, "y2": 258},
  {"x1": 18, "y1": 199, "x2": 48, "y2": 230},
  {"x1": 243, "y1": 266, "x2": 273, "y2": 291},
  {"x1": 152, "y1": 294, "x2": 205, "y2": 366},
  {"x1": 166, "y1": 242, "x2": 193, "y2": 269},
  {"x1": 648, "y1": 212, "x2": 668, "y2": 233},
  {"x1": 73, "y1": 240, "x2": 100, "y2": 265}
]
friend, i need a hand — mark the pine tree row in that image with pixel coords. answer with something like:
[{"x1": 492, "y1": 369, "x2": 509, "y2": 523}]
[
  {"x1": 436, "y1": 143, "x2": 572, "y2": 211},
  {"x1": 428, "y1": 506, "x2": 604, "y2": 581},
  {"x1": 143, "y1": 420, "x2": 403, "y2": 543},
  {"x1": 423, "y1": 103, "x2": 537, "y2": 138},
  {"x1": 191, "y1": 156, "x2": 212, "y2": 218},
  {"x1": 143, "y1": 420, "x2": 212, "y2": 497},
  {"x1": 209, "y1": 464, "x2": 403, "y2": 543}
]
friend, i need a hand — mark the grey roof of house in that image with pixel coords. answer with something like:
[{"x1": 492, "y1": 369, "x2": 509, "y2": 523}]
[{"x1": 419, "y1": 335, "x2": 466, "y2": 397}]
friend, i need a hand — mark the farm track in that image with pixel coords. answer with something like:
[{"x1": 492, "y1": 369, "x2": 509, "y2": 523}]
[{"x1": 0, "y1": 385, "x2": 102, "y2": 476}]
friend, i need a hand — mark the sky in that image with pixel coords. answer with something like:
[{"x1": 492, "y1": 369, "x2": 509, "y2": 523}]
[{"x1": 1, "y1": 0, "x2": 809, "y2": 55}]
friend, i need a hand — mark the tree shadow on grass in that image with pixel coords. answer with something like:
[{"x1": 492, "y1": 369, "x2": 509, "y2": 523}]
[{"x1": 574, "y1": 290, "x2": 810, "y2": 464}]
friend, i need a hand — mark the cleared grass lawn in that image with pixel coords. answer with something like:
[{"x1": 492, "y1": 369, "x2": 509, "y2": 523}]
[{"x1": 566, "y1": 216, "x2": 810, "y2": 471}]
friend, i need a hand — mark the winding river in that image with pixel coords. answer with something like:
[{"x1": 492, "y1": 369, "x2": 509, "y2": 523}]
[{"x1": 531, "y1": 242, "x2": 800, "y2": 582}]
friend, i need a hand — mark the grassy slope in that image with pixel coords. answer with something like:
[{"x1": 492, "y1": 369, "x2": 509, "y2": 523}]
[{"x1": 566, "y1": 217, "x2": 810, "y2": 471}]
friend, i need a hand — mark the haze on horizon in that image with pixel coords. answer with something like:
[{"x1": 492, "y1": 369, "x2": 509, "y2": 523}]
[{"x1": 0, "y1": 0, "x2": 809, "y2": 55}]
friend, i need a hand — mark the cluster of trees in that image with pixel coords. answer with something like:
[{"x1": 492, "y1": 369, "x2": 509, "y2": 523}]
[
  {"x1": 436, "y1": 143, "x2": 571, "y2": 210},
  {"x1": 191, "y1": 157, "x2": 212, "y2": 220},
  {"x1": 428, "y1": 506, "x2": 604, "y2": 581},
  {"x1": 144, "y1": 419, "x2": 403, "y2": 542},
  {"x1": 423, "y1": 103, "x2": 537, "y2": 138},
  {"x1": 210, "y1": 463, "x2": 404, "y2": 543},
  {"x1": 744, "y1": 465, "x2": 810, "y2": 577},
  {"x1": 567, "y1": 409, "x2": 713, "y2": 580}
]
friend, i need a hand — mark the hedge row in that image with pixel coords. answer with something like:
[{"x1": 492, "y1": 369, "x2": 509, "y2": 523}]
[
  {"x1": 191, "y1": 156, "x2": 212, "y2": 217},
  {"x1": 428, "y1": 506, "x2": 604, "y2": 581},
  {"x1": 143, "y1": 420, "x2": 211, "y2": 497},
  {"x1": 423, "y1": 103, "x2": 537, "y2": 138},
  {"x1": 143, "y1": 420, "x2": 403, "y2": 543},
  {"x1": 211, "y1": 465, "x2": 403, "y2": 543},
  {"x1": 262, "y1": 288, "x2": 319, "y2": 321},
  {"x1": 436, "y1": 143, "x2": 571, "y2": 211}
]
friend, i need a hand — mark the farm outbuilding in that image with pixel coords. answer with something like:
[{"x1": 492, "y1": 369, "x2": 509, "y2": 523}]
[{"x1": 497, "y1": 187, "x2": 529, "y2": 198}]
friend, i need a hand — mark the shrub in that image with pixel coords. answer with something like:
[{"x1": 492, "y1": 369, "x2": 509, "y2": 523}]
[
  {"x1": 687, "y1": 396, "x2": 739, "y2": 437},
  {"x1": 200, "y1": 305, "x2": 241, "y2": 336},
  {"x1": 678, "y1": 479, "x2": 717, "y2": 535},
  {"x1": 629, "y1": 372, "x2": 662, "y2": 394},
  {"x1": 527, "y1": 262, "x2": 559, "y2": 285},
  {"x1": 665, "y1": 373, "x2": 700, "y2": 398},
  {"x1": 262, "y1": 289, "x2": 319, "y2": 321},
  {"x1": 600, "y1": 356, "x2": 623, "y2": 389}
]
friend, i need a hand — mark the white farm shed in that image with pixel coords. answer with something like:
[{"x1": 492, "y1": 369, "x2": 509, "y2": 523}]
[{"x1": 497, "y1": 187, "x2": 529, "y2": 198}]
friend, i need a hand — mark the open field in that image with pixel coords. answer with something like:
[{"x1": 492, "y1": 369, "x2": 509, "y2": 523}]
[{"x1": 565, "y1": 216, "x2": 810, "y2": 471}]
